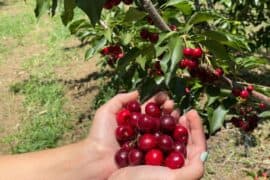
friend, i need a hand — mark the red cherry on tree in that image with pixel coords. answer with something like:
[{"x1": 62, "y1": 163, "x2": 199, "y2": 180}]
[
  {"x1": 240, "y1": 89, "x2": 249, "y2": 99},
  {"x1": 232, "y1": 88, "x2": 241, "y2": 97},
  {"x1": 169, "y1": 25, "x2": 177, "y2": 31},
  {"x1": 140, "y1": 29, "x2": 149, "y2": 40},
  {"x1": 165, "y1": 152, "x2": 185, "y2": 169},
  {"x1": 103, "y1": 1, "x2": 114, "y2": 9},
  {"x1": 145, "y1": 149, "x2": 164, "y2": 166},
  {"x1": 214, "y1": 68, "x2": 224, "y2": 77},
  {"x1": 122, "y1": 0, "x2": 133, "y2": 5},
  {"x1": 112, "y1": 0, "x2": 121, "y2": 6},
  {"x1": 192, "y1": 47, "x2": 203, "y2": 58},
  {"x1": 183, "y1": 48, "x2": 193, "y2": 58},
  {"x1": 247, "y1": 85, "x2": 254, "y2": 92},
  {"x1": 259, "y1": 103, "x2": 266, "y2": 110},
  {"x1": 149, "y1": 33, "x2": 159, "y2": 43}
]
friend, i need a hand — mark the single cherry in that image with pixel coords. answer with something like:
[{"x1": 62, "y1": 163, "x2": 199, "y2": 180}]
[
  {"x1": 232, "y1": 88, "x2": 241, "y2": 97},
  {"x1": 259, "y1": 103, "x2": 266, "y2": 110},
  {"x1": 173, "y1": 125, "x2": 188, "y2": 144},
  {"x1": 103, "y1": 1, "x2": 114, "y2": 9},
  {"x1": 130, "y1": 112, "x2": 142, "y2": 129},
  {"x1": 145, "y1": 102, "x2": 161, "y2": 118},
  {"x1": 165, "y1": 152, "x2": 185, "y2": 169},
  {"x1": 138, "y1": 134, "x2": 157, "y2": 151},
  {"x1": 214, "y1": 68, "x2": 224, "y2": 77},
  {"x1": 145, "y1": 149, "x2": 164, "y2": 166},
  {"x1": 158, "y1": 134, "x2": 174, "y2": 152},
  {"x1": 173, "y1": 142, "x2": 187, "y2": 157},
  {"x1": 116, "y1": 109, "x2": 131, "y2": 125},
  {"x1": 112, "y1": 0, "x2": 121, "y2": 6},
  {"x1": 140, "y1": 29, "x2": 149, "y2": 40},
  {"x1": 247, "y1": 85, "x2": 254, "y2": 92},
  {"x1": 115, "y1": 148, "x2": 129, "y2": 168},
  {"x1": 128, "y1": 148, "x2": 144, "y2": 166},
  {"x1": 127, "y1": 100, "x2": 141, "y2": 113},
  {"x1": 170, "y1": 25, "x2": 177, "y2": 31},
  {"x1": 192, "y1": 48, "x2": 203, "y2": 58},
  {"x1": 160, "y1": 115, "x2": 176, "y2": 133},
  {"x1": 101, "y1": 47, "x2": 110, "y2": 55},
  {"x1": 122, "y1": 0, "x2": 133, "y2": 5},
  {"x1": 147, "y1": 16, "x2": 154, "y2": 25},
  {"x1": 149, "y1": 33, "x2": 159, "y2": 43},
  {"x1": 183, "y1": 48, "x2": 193, "y2": 58},
  {"x1": 138, "y1": 114, "x2": 157, "y2": 133},
  {"x1": 115, "y1": 125, "x2": 136, "y2": 142},
  {"x1": 231, "y1": 117, "x2": 244, "y2": 128},
  {"x1": 240, "y1": 89, "x2": 249, "y2": 99}
]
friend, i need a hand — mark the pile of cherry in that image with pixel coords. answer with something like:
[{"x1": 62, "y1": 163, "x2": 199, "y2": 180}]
[{"x1": 114, "y1": 100, "x2": 188, "y2": 169}]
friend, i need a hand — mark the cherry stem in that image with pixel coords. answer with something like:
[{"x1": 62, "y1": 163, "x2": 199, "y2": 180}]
[{"x1": 140, "y1": 0, "x2": 171, "y2": 31}]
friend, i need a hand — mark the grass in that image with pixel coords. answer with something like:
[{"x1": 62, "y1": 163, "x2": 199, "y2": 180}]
[
  {"x1": 6, "y1": 78, "x2": 70, "y2": 153},
  {"x1": 0, "y1": 0, "x2": 83, "y2": 153}
]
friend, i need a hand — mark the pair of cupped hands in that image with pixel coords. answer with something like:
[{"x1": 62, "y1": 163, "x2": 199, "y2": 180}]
[{"x1": 88, "y1": 91, "x2": 207, "y2": 180}]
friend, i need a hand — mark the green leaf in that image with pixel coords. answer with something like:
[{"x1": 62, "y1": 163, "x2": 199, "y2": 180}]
[
  {"x1": 201, "y1": 40, "x2": 230, "y2": 60},
  {"x1": 165, "y1": 0, "x2": 193, "y2": 15},
  {"x1": 165, "y1": 36, "x2": 183, "y2": 86},
  {"x1": 61, "y1": 0, "x2": 76, "y2": 26},
  {"x1": 117, "y1": 48, "x2": 140, "y2": 71},
  {"x1": 209, "y1": 105, "x2": 229, "y2": 134},
  {"x1": 34, "y1": 0, "x2": 50, "y2": 18},
  {"x1": 85, "y1": 48, "x2": 95, "y2": 60},
  {"x1": 258, "y1": 111, "x2": 270, "y2": 118},
  {"x1": 124, "y1": 8, "x2": 146, "y2": 22},
  {"x1": 201, "y1": 30, "x2": 250, "y2": 50},
  {"x1": 187, "y1": 11, "x2": 222, "y2": 25},
  {"x1": 234, "y1": 56, "x2": 267, "y2": 69},
  {"x1": 85, "y1": 37, "x2": 107, "y2": 60},
  {"x1": 136, "y1": 55, "x2": 147, "y2": 70},
  {"x1": 76, "y1": 0, "x2": 107, "y2": 25}
]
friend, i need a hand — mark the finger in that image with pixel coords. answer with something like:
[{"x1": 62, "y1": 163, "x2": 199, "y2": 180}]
[
  {"x1": 178, "y1": 115, "x2": 193, "y2": 146},
  {"x1": 162, "y1": 100, "x2": 174, "y2": 114},
  {"x1": 141, "y1": 91, "x2": 169, "y2": 113},
  {"x1": 171, "y1": 108, "x2": 180, "y2": 121},
  {"x1": 173, "y1": 153, "x2": 204, "y2": 180},
  {"x1": 185, "y1": 110, "x2": 207, "y2": 151},
  {"x1": 105, "y1": 91, "x2": 139, "y2": 113}
]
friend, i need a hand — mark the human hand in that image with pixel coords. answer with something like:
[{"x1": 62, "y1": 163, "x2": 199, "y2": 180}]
[
  {"x1": 87, "y1": 91, "x2": 176, "y2": 178},
  {"x1": 108, "y1": 110, "x2": 207, "y2": 180}
]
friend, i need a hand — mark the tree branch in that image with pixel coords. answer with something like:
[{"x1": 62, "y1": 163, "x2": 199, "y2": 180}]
[
  {"x1": 140, "y1": 0, "x2": 171, "y2": 31},
  {"x1": 140, "y1": 0, "x2": 270, "y2": 106},
  {"x1": 222, "y1": 75, "x2": 270, "y2": 106}
]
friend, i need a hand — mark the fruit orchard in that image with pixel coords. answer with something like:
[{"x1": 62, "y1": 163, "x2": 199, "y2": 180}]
[{"x1": 35, "y1": 0, "x2": 270, "y2": 139}]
